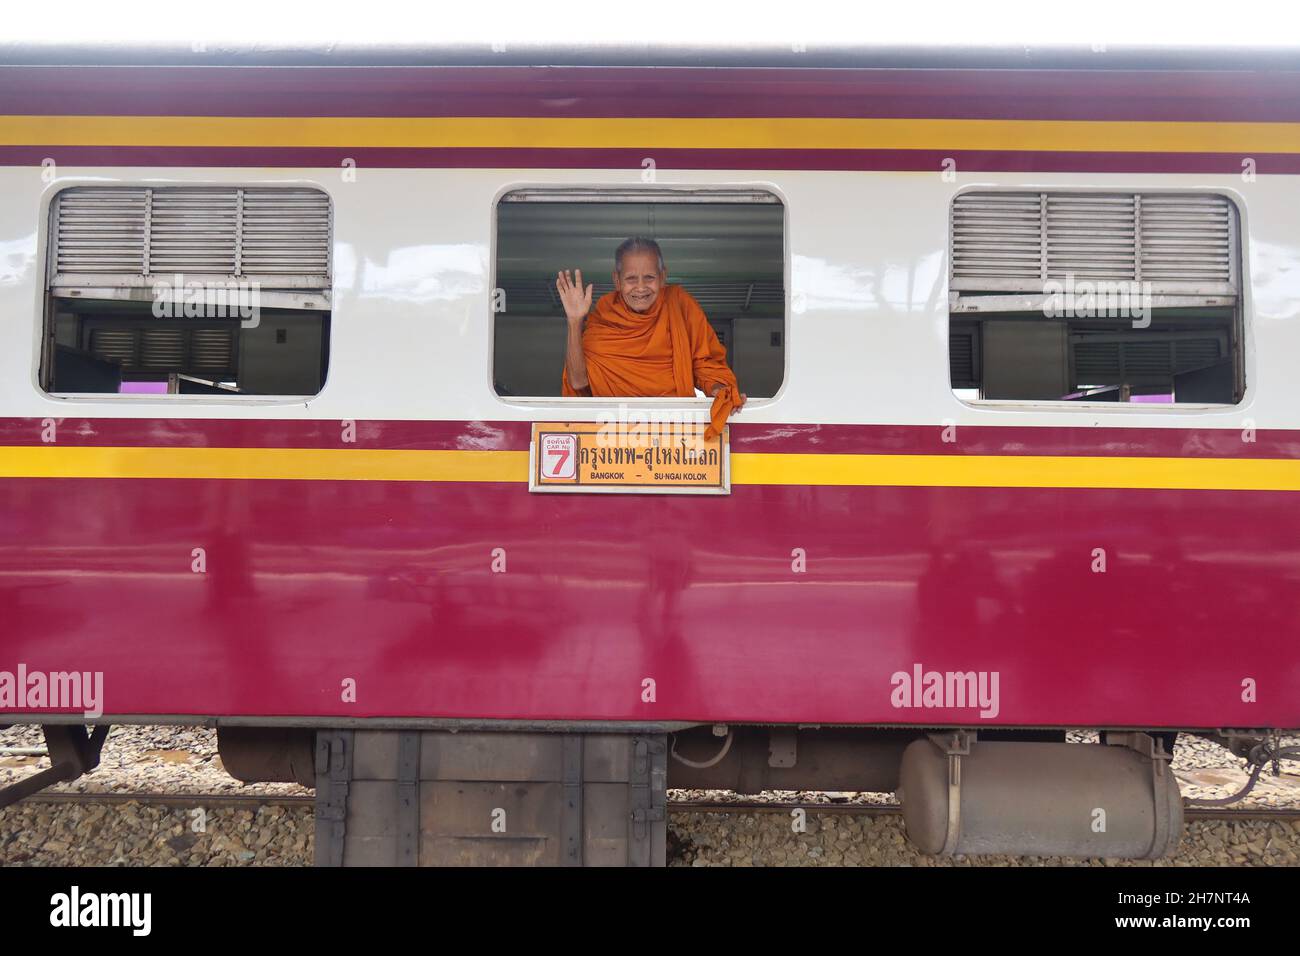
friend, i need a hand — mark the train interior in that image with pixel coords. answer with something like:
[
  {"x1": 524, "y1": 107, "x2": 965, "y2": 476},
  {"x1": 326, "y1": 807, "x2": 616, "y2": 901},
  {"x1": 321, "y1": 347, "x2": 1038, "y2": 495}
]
[
  {"x1": 492, "y1": 197, "x2": 786, "y2": 398},
  {"x1": 950, "y1": 306, "x2": 1241, "y2": 404},
  {"x1": 44, "y1": 301, "x2": 330, "y2": 396}
]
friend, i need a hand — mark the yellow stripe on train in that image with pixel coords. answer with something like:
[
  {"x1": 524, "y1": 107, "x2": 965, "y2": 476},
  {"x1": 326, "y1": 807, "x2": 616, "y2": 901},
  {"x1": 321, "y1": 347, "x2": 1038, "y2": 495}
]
[
  {"x1": 0, "y1": 446, "x2": 529, "y2": 483},
  {"x1": 732, "y1": 453, "x2": 1300, "y2": 491},
  {"x1": 3, "y1": 446, "x2": 1300, "y2": 491}
]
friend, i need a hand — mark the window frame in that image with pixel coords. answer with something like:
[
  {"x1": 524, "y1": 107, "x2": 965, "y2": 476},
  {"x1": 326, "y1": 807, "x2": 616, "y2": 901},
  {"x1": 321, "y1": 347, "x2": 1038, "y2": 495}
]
[
  {"x1": 945, "y1": 184, "x2": 1250, "y2": 412},
  {"x1": 34, "y1": 180, "x2": 335, "y2": 405},
  {"x1": 487, "y1": 182, "x2": 791, "y2": 411}
]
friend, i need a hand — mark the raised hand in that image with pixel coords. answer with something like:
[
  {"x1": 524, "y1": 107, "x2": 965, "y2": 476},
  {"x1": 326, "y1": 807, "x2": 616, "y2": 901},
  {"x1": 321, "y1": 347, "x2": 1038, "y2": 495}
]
[{"x1": 556, "y1": 269, "x2": 594, "y2": 323}]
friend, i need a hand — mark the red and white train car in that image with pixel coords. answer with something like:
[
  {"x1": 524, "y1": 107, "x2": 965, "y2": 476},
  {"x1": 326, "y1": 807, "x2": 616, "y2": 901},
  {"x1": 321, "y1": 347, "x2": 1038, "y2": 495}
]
[{"x1": 1, "y1": 43, "x2": 1297, "y2": 864}]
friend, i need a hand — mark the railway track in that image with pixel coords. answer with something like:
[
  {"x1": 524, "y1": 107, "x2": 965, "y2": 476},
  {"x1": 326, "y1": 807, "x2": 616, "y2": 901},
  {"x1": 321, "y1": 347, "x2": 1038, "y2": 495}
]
[
  {"x1": 16, "y1": 790, "x2": 1300, "y2": 824},
  {"x1": 17, "y1": 791, "x2": 314, "y2": 809},
  {"x1": 670, "y1": 800, "x2": 1300, "y2": 823}
]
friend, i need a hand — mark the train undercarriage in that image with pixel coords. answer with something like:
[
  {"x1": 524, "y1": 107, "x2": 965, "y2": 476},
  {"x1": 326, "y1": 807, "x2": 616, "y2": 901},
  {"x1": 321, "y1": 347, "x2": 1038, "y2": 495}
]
[
  {"x1": 213, "y1": 722, "x2": 1284, "y2": 865},
  {"x1": 6, "y1": 721, "x2": 1293, "y2": 865}
]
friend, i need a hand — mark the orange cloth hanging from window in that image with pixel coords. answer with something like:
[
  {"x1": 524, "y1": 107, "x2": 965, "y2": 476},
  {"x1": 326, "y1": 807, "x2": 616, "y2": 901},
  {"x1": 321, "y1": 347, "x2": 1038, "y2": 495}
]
[{"x1": 561, "y1": 284, "x2": 741, "y2": 439}]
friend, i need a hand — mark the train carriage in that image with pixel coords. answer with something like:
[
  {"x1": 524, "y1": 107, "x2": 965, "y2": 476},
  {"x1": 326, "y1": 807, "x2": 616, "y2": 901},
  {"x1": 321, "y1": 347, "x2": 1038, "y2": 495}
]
[{"x1": 1, "y1": 42, "x2": 1298, "y2": 864}]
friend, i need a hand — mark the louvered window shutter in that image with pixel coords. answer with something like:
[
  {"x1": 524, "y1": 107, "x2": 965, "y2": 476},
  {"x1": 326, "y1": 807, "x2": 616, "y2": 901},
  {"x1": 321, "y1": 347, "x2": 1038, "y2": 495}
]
[
  {"x1": 948, "y1": 324, "x2": 980, "y2": 388},
  {"x1": 1072, "y1": 332, "x2": 1229, "y2": 385},
  {"x1": 51, "y1": 186, "x2": 331, "y2": 297},
  {"x1": 950, "y1": 191, "x2": 1238, "y2": 310},
  {"x1": 85, "y1": 326, "x2": 237, "y2": 376}
]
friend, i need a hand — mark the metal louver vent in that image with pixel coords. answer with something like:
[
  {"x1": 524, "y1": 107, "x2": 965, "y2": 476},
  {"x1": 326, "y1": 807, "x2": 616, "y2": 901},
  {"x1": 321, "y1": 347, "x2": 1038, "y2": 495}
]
[
  {"x1": 240, "y1": 190, "x2": 332, "y2": 276},
  {"x1": 87, "y1": 328, "x2": 138, "y2": 366},
  {"x1": 1073, "y1": 341, "x2": 1122, "y2": 381},
  {"x1": 148, "y1": 190, "x2": 239, "y2": 275},
  {"x1": 53, "y1": 186, "x2": 331, "y2": 290},
  {"x1": 1072, "y1": 333, "x2": 1228, "y2": 384},
  {"x1": 53, "y1": 189, "x2": 149, "y2": 276},
  {"x1": 189, "y1": 330, "x2": 234, "y2": 370},
  {"x1": 1045, "y1": 194, "x2": 1136, "y2": 280},
  {"x1": 86, "y1": 326, "x2": 236, "y2": 376},
  {"x1": 951, "y1": 191, "x2": 1238, "y2": 297},
  {"x1": 949, "y1": 324, "x2": 979, "y2": 388},
  {"x1": 1140, "y1": 195, "x2": 1234, "y2": 284},
  {"x1": 950, "y1": 193, "x2": 1042, "y2": 281},
  {"x1": 1173, "y1": 337, "x2": 1225, "y2": 369},
  {"x1": 140, "y1": 329, "x2": 186, "y2": 368}
]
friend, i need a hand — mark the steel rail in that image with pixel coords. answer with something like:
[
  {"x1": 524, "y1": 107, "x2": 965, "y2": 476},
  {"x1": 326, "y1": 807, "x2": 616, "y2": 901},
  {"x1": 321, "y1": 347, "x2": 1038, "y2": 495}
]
[{"x1": 12, "y1": 791, "x2": 1300, "y2": 824}]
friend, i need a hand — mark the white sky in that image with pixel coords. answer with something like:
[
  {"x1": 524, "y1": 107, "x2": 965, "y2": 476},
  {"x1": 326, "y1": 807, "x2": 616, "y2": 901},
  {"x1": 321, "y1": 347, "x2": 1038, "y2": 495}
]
[{"x1": 3, "y1": 0, "x2": 1299, "y2": 49}]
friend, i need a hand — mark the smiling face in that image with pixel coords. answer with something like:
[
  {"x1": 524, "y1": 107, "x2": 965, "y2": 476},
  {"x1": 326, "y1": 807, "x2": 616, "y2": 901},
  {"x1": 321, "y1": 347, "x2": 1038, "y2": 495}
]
[{"x1": 613, "y1": 250, "x2": 666, "y2": 313}]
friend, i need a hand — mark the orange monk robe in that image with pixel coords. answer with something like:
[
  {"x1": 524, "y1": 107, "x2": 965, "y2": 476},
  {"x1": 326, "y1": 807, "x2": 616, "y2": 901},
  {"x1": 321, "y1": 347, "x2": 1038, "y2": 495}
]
[{"x1": 561, "y1": 284, "x2": 742, "y2": 439}]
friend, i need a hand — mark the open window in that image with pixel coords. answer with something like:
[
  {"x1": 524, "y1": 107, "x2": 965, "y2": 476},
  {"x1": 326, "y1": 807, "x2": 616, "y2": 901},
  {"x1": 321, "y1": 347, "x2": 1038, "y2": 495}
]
[
  {"x1": 40, "y1": 186, "x2": 332, "y2": 397},
  {"x1": 948, "y1": 191, "x2": 1243, "y2": 405},
  {"x1": 492, "y1": 187, "x2": 785, "y2": 399}
]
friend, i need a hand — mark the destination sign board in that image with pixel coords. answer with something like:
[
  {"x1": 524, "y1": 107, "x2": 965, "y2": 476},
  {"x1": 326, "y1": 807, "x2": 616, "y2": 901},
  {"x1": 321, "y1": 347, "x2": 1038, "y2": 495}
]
[{"x1": 529, "y1": 421, "x2": 729, "y2": 495}]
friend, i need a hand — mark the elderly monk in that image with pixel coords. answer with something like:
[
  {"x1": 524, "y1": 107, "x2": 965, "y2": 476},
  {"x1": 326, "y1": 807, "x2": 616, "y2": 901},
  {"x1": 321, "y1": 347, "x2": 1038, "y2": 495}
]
[{"x1": 559, "y1": 237, "x2": 746, "y2": 439}]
